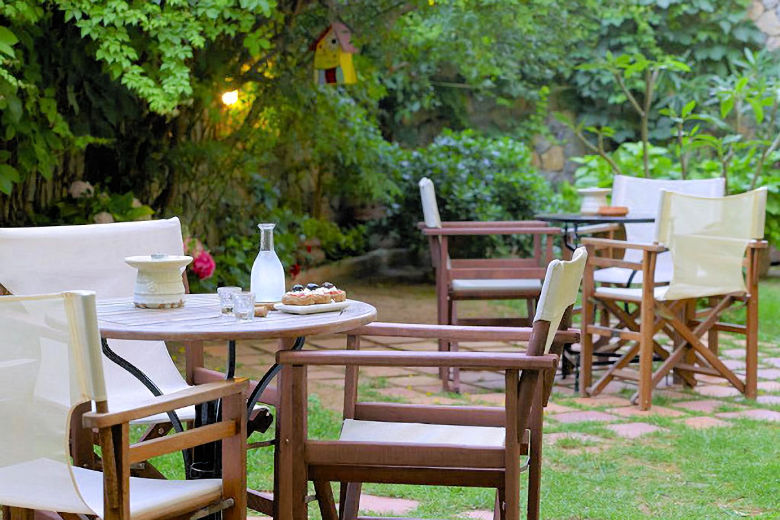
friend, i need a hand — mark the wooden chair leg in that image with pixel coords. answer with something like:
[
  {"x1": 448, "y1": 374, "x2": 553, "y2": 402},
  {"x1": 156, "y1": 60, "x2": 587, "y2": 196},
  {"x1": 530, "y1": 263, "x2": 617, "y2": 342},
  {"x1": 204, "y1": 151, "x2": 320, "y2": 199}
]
[
  {"x1": 7, "y1": 508, "x2": 34, "y2": 520},
  {"x1": 580, "y1": 297, "x2": 594, "y2": 396},
  {"x1": 338, "y1": 482, "x2": 347, "y2": 519},
  {"x1": 526, "y1": 399, "x2": 543, "y2": 520},
  {"x1": 746, "y1": 294, "x2": 759, "y2": 399},
  {"x1": 495, "y1": 489, "x2": 506, "y2": 520},
  {"x1": 341, "y1": 482, "x2": 361, "y2": 520},
  {"x1": 315, "y1": 480, "x2": 339, "y2": 520},
  {"x1": 638, "y1": 285, "x2": 655, "y2": 411},
  {"x1": 525, "y1": 298, "x2": 535, "y2": 321},
  {"x1": 707, "y1": 296, "x2": 719, "y2": 356}
]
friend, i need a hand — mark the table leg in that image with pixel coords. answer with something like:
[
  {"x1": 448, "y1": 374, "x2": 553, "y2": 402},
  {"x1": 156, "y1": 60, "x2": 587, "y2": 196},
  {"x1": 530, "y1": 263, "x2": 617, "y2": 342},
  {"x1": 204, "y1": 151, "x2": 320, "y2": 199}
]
[
  {"x1": 562, "y1": 223, "x2": 576, "y2": 252},
  {"x1": 101, "y1": 338, "x2": 192, "y2": 472}
]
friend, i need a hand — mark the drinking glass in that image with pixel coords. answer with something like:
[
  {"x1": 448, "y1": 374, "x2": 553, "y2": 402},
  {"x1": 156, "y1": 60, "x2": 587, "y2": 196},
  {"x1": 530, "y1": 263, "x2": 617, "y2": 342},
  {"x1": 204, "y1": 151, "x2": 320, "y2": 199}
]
[
  {"x1": 233, "y1": 292, "x2": 255, "y2": 322},
  {"x1": 217, "y1": 286, "x2": 242, "y2": 314}
]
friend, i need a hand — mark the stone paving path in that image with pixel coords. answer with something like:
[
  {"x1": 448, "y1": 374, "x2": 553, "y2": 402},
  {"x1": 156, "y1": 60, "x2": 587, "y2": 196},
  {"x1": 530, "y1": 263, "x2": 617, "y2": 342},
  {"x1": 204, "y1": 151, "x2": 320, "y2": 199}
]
[{"x1": 191, "y1": 283, "x2": 780, "y2": 519}]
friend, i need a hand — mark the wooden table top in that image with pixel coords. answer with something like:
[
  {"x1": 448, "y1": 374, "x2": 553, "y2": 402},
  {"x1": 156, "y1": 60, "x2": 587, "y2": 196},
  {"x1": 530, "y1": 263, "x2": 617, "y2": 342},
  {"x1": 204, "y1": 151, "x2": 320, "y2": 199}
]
[{"x1": 97, "y1": 294, "x2": 377, "y2": 341}]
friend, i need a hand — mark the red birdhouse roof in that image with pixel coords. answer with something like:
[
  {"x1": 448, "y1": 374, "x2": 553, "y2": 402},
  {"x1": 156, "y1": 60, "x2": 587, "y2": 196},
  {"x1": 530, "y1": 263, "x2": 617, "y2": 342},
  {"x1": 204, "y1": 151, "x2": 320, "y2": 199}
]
[{"x1": 310, "y1": 22, "x2": 357, "y2": 53}]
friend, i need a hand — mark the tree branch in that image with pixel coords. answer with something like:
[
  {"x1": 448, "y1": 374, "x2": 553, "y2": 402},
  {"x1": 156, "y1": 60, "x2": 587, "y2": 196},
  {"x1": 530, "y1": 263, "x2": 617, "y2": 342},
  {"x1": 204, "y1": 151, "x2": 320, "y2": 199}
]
[{"x1": 614, "y1": 71, "x2": 644, "y2": 118}]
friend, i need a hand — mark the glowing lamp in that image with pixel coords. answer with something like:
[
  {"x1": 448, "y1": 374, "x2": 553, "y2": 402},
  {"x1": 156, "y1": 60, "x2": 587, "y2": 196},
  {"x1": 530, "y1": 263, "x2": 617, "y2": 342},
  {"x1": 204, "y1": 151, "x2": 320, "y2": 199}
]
[{"x1": 221, "y1": 90, "x2": 239, "y2": 106}]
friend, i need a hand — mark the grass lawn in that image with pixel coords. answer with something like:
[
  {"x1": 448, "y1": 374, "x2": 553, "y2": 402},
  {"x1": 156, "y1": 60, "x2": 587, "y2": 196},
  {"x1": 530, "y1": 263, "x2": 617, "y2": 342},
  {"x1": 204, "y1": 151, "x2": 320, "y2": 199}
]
[{"x1": 140, "y1": 276, "x2": 780, "y2": 519}]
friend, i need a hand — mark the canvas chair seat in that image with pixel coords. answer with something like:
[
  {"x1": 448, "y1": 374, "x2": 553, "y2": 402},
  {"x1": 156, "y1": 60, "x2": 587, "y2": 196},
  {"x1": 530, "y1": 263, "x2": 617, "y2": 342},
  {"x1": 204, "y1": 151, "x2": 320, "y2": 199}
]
[
  {"x1": 0, "y1": 458, "x2": 222, "y2": 519},
  {"x1": 340, "y1": 418, "x2": 505, "y2": 448},
  {"x1": 592, "y1": 263, "x2": 673, "y2": 285},
  {"x1": 595, "y1": 286, "x2": 669, "y2": 302},
  {"x1": 451, "y1": 278, "x2": 542, "y2": 294}
]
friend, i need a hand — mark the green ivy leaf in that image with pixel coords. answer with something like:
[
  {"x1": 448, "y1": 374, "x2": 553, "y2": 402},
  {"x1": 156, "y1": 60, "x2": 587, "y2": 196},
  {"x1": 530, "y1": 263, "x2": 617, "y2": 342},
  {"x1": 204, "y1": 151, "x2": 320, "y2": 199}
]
[{"x1": 0, "y1": 164, "x2": 20, "y2": 195}]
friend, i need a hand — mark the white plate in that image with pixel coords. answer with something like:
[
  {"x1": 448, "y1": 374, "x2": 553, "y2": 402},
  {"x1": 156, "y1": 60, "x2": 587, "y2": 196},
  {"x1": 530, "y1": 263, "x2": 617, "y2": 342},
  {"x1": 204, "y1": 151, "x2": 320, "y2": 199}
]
[{"x1": 274, "y1": 300, "x2": 350, "y2": 315}]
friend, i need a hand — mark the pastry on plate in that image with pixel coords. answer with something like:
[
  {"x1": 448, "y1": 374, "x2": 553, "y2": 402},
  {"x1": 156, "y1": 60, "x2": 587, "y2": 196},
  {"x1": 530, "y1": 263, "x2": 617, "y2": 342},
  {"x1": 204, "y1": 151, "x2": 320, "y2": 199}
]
[
  {"x1": 306, "y1": 283, "x2": 332, "y2": 304},
  {"x1": 322, "y1": 282, "x2": 346, "y2": 302},
  {"x1": 281, "y1": 284, "x2": 317, "y2": 305}
]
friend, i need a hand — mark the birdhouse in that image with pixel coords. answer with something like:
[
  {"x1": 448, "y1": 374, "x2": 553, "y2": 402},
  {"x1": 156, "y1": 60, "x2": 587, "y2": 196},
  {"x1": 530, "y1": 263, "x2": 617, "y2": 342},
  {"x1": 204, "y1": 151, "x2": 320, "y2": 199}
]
[{"x1": 311, "y1": 22, "x2": 357, "y2": 85}]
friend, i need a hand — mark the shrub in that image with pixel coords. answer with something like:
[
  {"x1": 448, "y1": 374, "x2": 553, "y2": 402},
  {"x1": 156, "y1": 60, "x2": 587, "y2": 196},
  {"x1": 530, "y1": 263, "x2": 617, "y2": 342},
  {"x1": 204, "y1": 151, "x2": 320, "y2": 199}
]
[{"x1": 378, "y1": 129, "x2": 560, "y2": 258}]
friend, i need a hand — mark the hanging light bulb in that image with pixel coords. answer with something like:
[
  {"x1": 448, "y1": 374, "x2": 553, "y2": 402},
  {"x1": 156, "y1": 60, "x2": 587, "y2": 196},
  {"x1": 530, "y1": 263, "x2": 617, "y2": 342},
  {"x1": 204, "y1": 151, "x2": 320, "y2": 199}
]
[{"x1": 221, "y1": 90, "x2": 239, "y2": 106}]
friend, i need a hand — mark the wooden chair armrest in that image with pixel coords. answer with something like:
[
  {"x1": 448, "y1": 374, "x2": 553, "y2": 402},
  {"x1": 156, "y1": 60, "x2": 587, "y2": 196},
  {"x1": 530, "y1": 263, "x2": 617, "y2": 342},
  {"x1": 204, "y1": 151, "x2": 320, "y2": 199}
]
[
  {"x1": 569, "y1": 223, "x2": 621, "y2": 235},
  {"x1": 748, "y1": 240, "x2": 769, "y2": 249},
  {"x1": 345, "y1": 321, "x2": 579, "y2": 344},
  {"x1": 277, "y1": 350, "x2": 559, "y2": 371},
  {"x1": 581, "y1": 237, "x2": 667, "y2": 252},
  {"x1": 421, "y1": 226, "x2": 562, "y2": 236},
  {"x1": 83, "y1": 379, "x2": 249, "y2": 428}
]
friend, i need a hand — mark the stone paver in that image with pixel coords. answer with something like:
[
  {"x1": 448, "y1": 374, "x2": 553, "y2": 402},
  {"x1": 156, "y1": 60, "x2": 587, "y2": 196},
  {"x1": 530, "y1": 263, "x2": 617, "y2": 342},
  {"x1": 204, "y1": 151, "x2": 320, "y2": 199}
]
[
  {"x1": 671, "y1": 399, "x2": 734, "y2": 413},
  {"x1": 721, "y1": 348, "x2": 746, "y2": 359},
  {"x1": 608, "y1": 405, "x2": 686, "y2": 418},
  {"x1": 693, "y1": 385, "x2": 743, "y2": 397},
  {"x1": 757, "y1": 381, "x2": 780, "y2": 391},
  {"x1": 757, "y1": 368, "x2": 780, "y2": 380},
  {"x1": 695, "y1": 374, "x2": 729, "y2": 384},
  {"x1": 551, "y1": 410, "x2": 619, "y2": 424},
  {"x1": 360, "y1": 366, "x2": 416, "y2": 378},
  {"x1": 654, "y1": 389, "x2": 692, "y2": 400},
  {"x1": 461, "y1": 511, "x2": 494, "y2": 520},
  {"x1": 469, "y1": 392, "x2": 504, "y2": 405},
  {"x1": 680, "y1": 416, "x2": 733, "y2": 429},
  {"x1": 358, "y1": 494, "x2": 419, "y2": 515},
  {"x1": 607, "y1": 422, "x2": 666, "y2": 439},
  {"x1": 756, "y1": 395, "x2": 780, "y2": 405},
  {"x1": 716, "y1": 409, "x2": 780, "y2": 422},
  {"x1": 722, "y1": 359, "x2": 746, "y2": 370},
  {"x1": 572, "y1": 395, "x2": 632, "y2": 407},
  {"x1": 765, "y1": 357, "x2": 780, "y2": 368},
  {"x1": 544, "y1": 402, "x2": 577, "y2": 414}
]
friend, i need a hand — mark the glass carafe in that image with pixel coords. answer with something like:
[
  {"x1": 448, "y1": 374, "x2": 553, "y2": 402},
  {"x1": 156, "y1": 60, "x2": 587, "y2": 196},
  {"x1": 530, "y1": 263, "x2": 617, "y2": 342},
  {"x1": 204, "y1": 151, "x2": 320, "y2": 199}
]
[{"x1": 250, "y1": 223, "x2": 285, "y2": 302}]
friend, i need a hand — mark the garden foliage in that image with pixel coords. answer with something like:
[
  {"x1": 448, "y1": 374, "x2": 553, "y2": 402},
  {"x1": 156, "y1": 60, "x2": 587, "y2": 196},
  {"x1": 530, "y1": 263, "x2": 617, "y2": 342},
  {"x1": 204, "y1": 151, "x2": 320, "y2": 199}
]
[{"x1": 0, "y1": 0, "x2": 778, "y2": 288}]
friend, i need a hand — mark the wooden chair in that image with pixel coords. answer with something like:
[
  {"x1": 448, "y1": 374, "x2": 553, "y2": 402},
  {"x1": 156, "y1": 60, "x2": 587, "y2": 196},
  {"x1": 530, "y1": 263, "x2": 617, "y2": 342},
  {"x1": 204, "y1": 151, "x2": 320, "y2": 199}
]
[
  {"x1": 569, "y1": 175, "x2": 726, "y2": 390},
  {"x1": 0, "y1": 291, "x2": 247, "y2": 520},
  {"x1": 418, "y1": 177, "x2": 563, "y2": 391},
  {"x1": 581, "y1": 188, "x2": 768, "y2": 409},
  {"x1": 275, "y1": 247, "x2": 587, "y2": 520}
]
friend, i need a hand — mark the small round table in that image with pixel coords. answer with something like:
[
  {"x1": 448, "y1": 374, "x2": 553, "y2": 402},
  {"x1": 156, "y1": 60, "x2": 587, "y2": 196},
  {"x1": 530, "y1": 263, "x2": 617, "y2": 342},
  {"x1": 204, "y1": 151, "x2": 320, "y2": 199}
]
[
  {"x1": 96, "y1": 293, "x2": 376, "y2": 517},
  {"x1": 535, "y1": 212, "x2": 655, "y2": 251}
]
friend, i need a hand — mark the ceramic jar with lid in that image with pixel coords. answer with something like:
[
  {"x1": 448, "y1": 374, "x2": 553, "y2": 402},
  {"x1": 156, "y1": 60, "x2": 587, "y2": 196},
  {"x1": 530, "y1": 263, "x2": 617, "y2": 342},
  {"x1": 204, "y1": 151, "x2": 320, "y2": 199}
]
[{"x1": 125, "y1": 253, "x2": 193, "y2": 308}]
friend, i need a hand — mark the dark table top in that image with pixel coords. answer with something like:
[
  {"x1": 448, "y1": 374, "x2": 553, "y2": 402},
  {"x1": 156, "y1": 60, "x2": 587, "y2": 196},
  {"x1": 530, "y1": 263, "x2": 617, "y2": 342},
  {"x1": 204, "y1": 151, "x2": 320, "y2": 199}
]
[{"x1": 535, "y1": 213, "x2": 655, "y2": 224}]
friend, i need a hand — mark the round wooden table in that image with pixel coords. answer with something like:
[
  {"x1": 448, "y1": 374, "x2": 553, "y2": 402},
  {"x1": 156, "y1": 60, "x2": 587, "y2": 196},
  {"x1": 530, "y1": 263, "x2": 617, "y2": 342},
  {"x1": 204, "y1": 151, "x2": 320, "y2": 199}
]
[
  {"x1": 96, "y1": 293, "x2": 376, "y2": 517},
  {"x1": 97, "y1": 293, "x2": 377, "y2": 341}
]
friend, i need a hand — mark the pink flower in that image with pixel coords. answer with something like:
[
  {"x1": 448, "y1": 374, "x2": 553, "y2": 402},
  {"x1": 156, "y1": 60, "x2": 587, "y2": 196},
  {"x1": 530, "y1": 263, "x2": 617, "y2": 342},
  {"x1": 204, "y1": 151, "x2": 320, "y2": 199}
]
[{"x1": 192, "y1": 250, "x2": 216, "y2": 280}]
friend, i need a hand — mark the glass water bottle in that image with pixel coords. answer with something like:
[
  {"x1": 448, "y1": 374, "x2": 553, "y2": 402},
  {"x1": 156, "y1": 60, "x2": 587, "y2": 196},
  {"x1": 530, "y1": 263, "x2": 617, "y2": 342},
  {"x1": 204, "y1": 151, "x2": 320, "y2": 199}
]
[{"x1": 250, "y1": 223, "x2": 285, "y2": 302}]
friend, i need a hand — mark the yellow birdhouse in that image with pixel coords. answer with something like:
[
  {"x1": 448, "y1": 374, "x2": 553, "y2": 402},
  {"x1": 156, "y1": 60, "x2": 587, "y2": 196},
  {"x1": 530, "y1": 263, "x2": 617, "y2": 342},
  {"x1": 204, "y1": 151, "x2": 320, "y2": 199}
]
[{"x1": 311, "y1": 22, "x2": 357, "y2": 85}]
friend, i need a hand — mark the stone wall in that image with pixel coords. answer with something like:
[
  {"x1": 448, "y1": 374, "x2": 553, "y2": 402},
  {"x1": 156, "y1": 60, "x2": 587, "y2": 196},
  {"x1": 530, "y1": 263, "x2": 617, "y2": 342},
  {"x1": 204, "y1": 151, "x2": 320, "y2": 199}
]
[{"x1": 750, "y1": 0, "x2": 780, "y2": 49}]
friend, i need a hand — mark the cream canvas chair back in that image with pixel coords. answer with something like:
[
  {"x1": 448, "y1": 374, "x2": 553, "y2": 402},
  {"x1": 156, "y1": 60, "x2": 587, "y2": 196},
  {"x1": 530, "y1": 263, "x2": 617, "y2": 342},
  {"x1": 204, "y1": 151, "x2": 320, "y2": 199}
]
[
  {"x1": 611, "y1": 175, "x2": 725, "y2": 266},
  {"x1": 0, "y1": 218, "x2": 189, "y2": 414},
  {"x1": 655, "y1": 188, "x2": 767, "y2": 300},
  {"x1": 0, "y1": 291, "x2": 106, "y2": 513},
  {"x1": 534, "y1": 246, "x2": 587, "y2": 353},
  {"x1": 419, "y1": 177, "x2": 442, "y2": 228}
]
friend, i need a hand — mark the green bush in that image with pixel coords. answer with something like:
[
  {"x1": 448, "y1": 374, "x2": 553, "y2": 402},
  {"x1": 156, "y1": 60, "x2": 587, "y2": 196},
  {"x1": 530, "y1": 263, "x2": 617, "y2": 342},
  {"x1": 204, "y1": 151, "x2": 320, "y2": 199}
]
[{"x1": 377, "y1": 129, "x2": 560, "y2": 258}]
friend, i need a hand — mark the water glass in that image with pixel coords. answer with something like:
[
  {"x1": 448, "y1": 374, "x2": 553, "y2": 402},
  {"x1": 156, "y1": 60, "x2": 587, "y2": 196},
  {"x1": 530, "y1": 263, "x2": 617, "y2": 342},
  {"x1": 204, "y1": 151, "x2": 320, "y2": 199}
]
[
  {"x1": 217, "y1": 286, "x2": 242, "y2": 314},
  {"x1": 233, "y1": 292, "x2": 255, "y2": 322}
]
